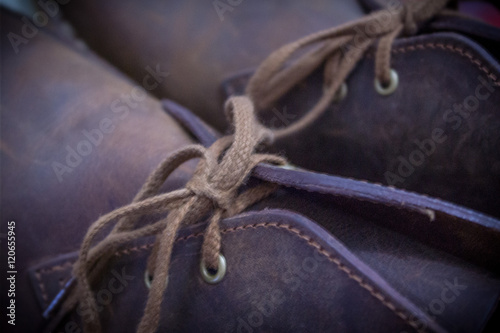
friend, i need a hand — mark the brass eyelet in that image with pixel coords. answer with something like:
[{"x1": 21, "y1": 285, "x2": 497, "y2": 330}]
[
  {"x1": 200, "y1": 254, "x2": 227, "y2": 284},
  {"x1": 374, "y1": 69, "x2": 399, "y2": 95}
]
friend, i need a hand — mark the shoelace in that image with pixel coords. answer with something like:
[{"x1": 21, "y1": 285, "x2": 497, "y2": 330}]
[
  {"x1": 59, "y1": 97, "x2": 286, "y2": 333},
  {"x1": 247, "y1": 0, "x2": 449, "y2": 139},
  {"x1": 57, "y1": 0, "x2": 450, "y2": 332}
]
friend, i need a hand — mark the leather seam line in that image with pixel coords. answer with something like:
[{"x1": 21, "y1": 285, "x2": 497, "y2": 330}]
[
  {"x1": 389, "y1": 42, "x2": 499, "y2": 84},
  {"x1": 225, "y1": 43, "x2": 499, "y2": 96},
  {"x1": 218, "y1": 222, "x2": 421, "y2": 332},
  {"x1": 34, "y1": 270, "x2": 49, "y2": 308},
  {"x1": 37, "y1": 222, "x2": 421, "y2": 331},
  {"x1": 35, "y1": 260, "x2": 76, "y2": 307}
]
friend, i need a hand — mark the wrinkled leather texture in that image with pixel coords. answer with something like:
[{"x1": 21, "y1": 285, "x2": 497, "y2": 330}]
[
  {"x1": 358, "y1": 0, "x2": 500, "y2": 57},
  {"x1": 0, "y1": 8, "x2": 194, "y2": 333},
  {"x1": 36, "y1": 211, "x2": 448, "y2": 333},
  {"x1": 2, "y1": 5, "x2": 500, "y2": 333},
  {"x1": 61, "y1": 0, "x2": 500, "y2": 219},
  {"x1": 165, "y1": 100, "x2": 500, "y2": 272},
  {"x1": 166, "y1": 100, "x2": 500, "y2": 333},
  {"x1": 60, "y1": 0, "x2": 365, "y2": 130},
  {"x1": 30, "y1": 101, "x2": 500, "y2": 333},
  {"x1": 222, "y1": 32, "x2": 500, "y2": 219}
]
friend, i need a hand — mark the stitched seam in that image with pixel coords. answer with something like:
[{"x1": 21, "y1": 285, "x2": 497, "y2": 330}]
[
  {"x1": 36, "y1": 260, "x2": 75, "y2": 275},
  {"x1": 37, "y1": 223, "x2": 422, "y2": 331},
  {"x1": 34, "y1": 271, "x2": 49, "y2": 308},
  {"x1": 228, "y1": 42, "x2": 500, "y2": 92},
  {"x1": 374, "y1": 42, "x2": 499, "y2": 84},
  {"x1": 35, "y1": 260, "x2": 76, "y2": 308},
  {"x1": 220, "y1": 223, "x2": 421, "y2": 332},
  {"x1": 114, "y1": 243, "x2": 153, "y2": 257},
  {"x1": 120, "y1": 223, "x2": 420, "y2": 330}
]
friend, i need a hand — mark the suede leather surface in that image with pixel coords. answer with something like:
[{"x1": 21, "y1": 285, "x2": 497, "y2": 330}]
[
  {"x1": 2, "y1": 5, "x2": 500, "y2": 333},
  {"x1": 26, "y1": 98, "x2": 500, "y2": 333},
  {"x1": 60, "y1": 0, "x2": 500, "y2": 218},
  {"x1": 31, "y1": 180, "x2": 500, "y2": 333},
  {"x1": 163, "y1": 99, "x2": 500, "y2": 333},
  {"x1": 60, "y1": 0, "x2": 365, "y2": 130},
  {"x1": 36, "y1": 210, "x2": 450, "y2": 333},
  {"x1": 222, "y1": 32, "x2": 500, "y2": 219},
  {"x1": 0, "y1": 8, "x2": 194, "y2": 333}
]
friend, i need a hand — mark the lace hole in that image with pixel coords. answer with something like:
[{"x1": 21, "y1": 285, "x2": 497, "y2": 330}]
[
  {"x1": 200, "y1": 254, "x2": 227, "y2": 284},
  {"x1": 374, "y1": 69, "x2": 398, "y2": 96},
  {"x1": 144, "y1": 270, "x2": 153, "y2": 289},
  {"x1": 144, "y1": 270, "x2": 168, "y2": 289},
  {"x1": 333, "y1": 82, "x2": 348, "y2": 102}
]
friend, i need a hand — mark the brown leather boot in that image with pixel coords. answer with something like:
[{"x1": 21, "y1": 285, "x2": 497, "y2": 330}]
[
  {"x1": 2, "y1": 3, "x2": 500, "y2": 333},
  {"x1": 59, "y1": 0, "x2": 500, "y2": 218},
  {"x1": 216, "y1": 1, "x2": 500, "y2": 219},
  {"x1": 0, "y1": 7, "x2": 195, "y2": 333},
  {"x1": 26, "y1": 85, "x2": 500, "y2": 333},
  {"x1": 60, "y1": 0, "x2": 365, "y2": 130}
]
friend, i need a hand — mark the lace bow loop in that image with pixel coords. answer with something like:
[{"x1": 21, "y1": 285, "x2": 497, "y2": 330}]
[{"x1": 64, "y1": 96, "x2": 285, "y2": 333}]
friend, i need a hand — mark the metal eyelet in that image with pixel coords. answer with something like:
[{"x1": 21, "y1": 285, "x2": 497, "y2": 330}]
[
  {"x1": 144, "y1": 270, "x2": 168, "y2": 289},
  {"x1": 200, "y1": 254, "x2": 227, "y2": 284},
  {"x1": 333, "y1": 82, "x2": 348, "y2": 102},
  {"x1": 374, "y1": 69, "x2": 399, "y2": 96}
]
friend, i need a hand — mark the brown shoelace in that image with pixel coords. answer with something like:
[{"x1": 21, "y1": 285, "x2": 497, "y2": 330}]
[
  {"x1": 59, "y1": 0, "x2": 450, "y2": 332},
  {"x1": 59, "y1": 97, "x2": 286, "y2": 333},
  {"x1": 247, "y1": 0, "x2": 449, "y2": 139}
]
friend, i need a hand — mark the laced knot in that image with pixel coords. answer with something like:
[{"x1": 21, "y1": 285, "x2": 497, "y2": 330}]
[
  {"x1": 245, "y1": 0, "x2": 450, "y2": 139},
  {"x1": 53, "y1": 2, "x2": 451, "y2": 332},
  {"x1": 186, "y1": 97, "x2": 274, "y2": 214},
  {"x1": 59, "y1": 96, "x2": 286, "y2": 333}
]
